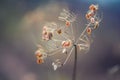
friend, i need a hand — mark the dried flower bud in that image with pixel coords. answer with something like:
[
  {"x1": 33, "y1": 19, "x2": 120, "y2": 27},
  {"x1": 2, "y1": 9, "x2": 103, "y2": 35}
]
[
  {"x1": 90, "y1": 17, "x2": 95, "y2": 23},
  {"x1": 66, "y1": 21, "x2": 71, "y2": 27},
  {"x1": 86, "y1": 14, "x2": 90, "y2": 19},
  {"x1": 89, "y1": 4, "x2": 98, "y2": 11},
  {"x1": 37, "y1": 59, "x2": 44, "y2": 64},
  {"x1": 86, "y1": 27, "x2": 92, "y2": 35},
  {"x1": 86, "y1": 11, "x2": 94, "y2": 20},
  {"x1": 35, "y1": 48, "x2": 47, "y2": 64},
  {"x1": 57, "y1": 29, "x2": 62, "y2": 34},
  {"x1": 62, "y1": 40, "x2": 72, "y2": 48}
]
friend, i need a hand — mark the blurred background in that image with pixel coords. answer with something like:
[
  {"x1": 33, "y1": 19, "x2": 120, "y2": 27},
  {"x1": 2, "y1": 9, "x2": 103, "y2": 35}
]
[{"x1": 0, "y1": 0, "x2": 120, "y2": 80}]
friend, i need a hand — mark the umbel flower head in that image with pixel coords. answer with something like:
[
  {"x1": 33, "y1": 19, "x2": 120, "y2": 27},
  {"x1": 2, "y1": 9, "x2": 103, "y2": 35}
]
[{"x1": 34, "y1": 4, "x2": 102, "y2": 70}]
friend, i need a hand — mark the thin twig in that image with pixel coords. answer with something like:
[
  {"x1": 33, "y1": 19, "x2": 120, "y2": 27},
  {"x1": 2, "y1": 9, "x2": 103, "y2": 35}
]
[
  {"x1": 63, "y1": 47, "x2": 74, "y2": 65},
  {"x1": 76, "y1": 23, "x2": 91, "y2": 44}
]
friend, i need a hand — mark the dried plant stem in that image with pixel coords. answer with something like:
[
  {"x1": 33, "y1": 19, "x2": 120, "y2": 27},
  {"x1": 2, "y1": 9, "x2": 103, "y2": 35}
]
[
  {"x1": 63, "y1": 47, "x2": 74, "y2": 65},
  {"x1": 72, "y1": 44, "x2": 77, "y2": 80}
]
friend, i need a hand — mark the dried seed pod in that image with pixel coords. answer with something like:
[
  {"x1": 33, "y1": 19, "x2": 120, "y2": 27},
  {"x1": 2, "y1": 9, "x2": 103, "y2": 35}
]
[
  {"x1": 86, "y1": 11, "x2": 94, "y2": 20},
  {"x1": 57, "y1": 29, "x2": 62, "y2": 34},
  {"x1": 35, "y1": 50, "x2": 42, "y2": 58},
  {"x1": 42, "y1": 25, "x2": 53, "y2": 41},
  {"x1": 37, "y1": 59, "x2": 44, "y2": 64},
  {"x1": 66, "y1": 21, "x2": 71, "y2": 27},
  {"x1": 86, "y1": 14, "x2": 91, "y2": 19},
  {"x1": 62, "y1": 40, "x2": 72, "y2": 48},
  {"x1": 89, "y1": 4, "x2": 98, "y2": 11},
  {"x1": 90, "y1": 17, "x2": 95, "y2": 23},
  {"x1": 36, "y1": 54, "x2": 42, "y2": 59},
  {"x1": 42, "y1": 31, "x2": 53, "y2": 41},
  {"x1": 35, "y1": 48, "x2": 47, "y2": 64},
  {"x1": 86, "y1": 27, "x2": 92, "y2": 35},
  {"x1": 48, "y1": 32, "x2": 53, "y2": 40}
]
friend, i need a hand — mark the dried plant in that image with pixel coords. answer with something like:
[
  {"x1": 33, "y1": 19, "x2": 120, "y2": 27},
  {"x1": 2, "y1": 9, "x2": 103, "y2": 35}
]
[{"x1": 34, "y1": 4, "x2": 102, "y2": 80}]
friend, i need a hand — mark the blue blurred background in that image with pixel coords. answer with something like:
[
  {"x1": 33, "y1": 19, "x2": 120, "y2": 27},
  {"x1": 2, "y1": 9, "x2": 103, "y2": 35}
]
[{"x1": 0, "y1": 0, "x2": 120, "y2": 80}]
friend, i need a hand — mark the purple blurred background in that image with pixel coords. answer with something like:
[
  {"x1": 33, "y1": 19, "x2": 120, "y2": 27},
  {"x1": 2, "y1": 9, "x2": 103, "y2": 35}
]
[{"x1": 0, "y1": 0, "x2": 120, "y2": 80}]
